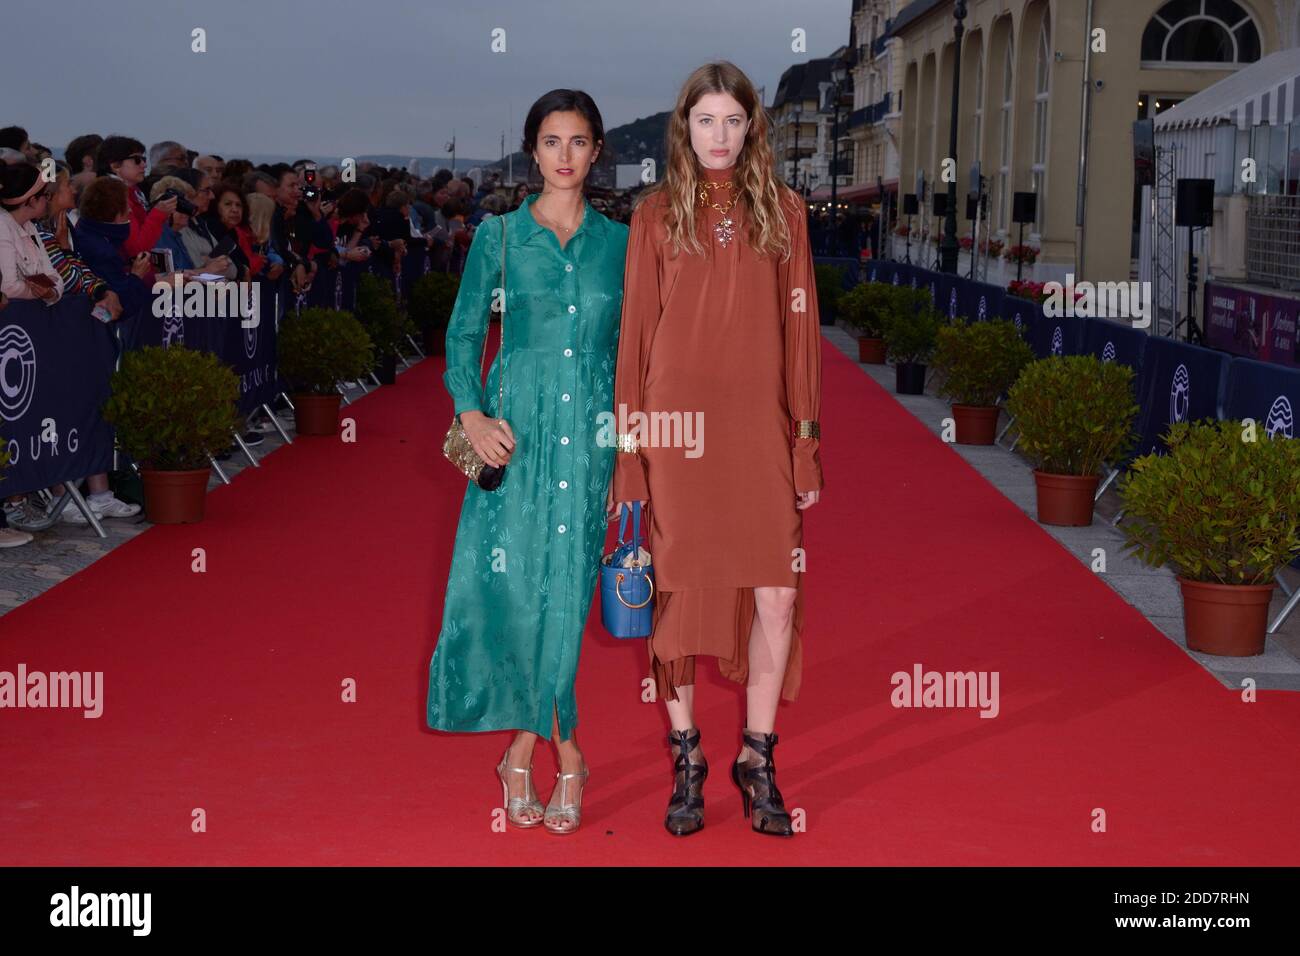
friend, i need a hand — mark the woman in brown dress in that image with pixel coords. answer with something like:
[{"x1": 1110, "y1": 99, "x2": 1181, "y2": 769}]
[{"x1": 612, "y1": 61, "x2": 823, "y2": 838}]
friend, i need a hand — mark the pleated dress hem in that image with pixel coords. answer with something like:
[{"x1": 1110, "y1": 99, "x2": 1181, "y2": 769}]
[{"x1": 646, "y1": 576, "x2": 805, "y2": 704}]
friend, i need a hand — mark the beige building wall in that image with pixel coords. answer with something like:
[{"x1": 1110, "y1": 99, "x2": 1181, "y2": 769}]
[{"x1": 895, "y1": 0, "x2": 1291, "y2": 283}]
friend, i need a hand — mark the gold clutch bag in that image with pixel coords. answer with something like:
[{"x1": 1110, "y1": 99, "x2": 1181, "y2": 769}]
[{"x1": 442, "y1": 215, "x2": 507, "y2": 491}]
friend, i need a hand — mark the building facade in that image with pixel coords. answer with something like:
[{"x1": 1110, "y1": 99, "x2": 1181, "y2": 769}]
[
  {"x1": 848, "y1": 0, "x2": 908, "y2": 205},
  {"x1": 892, "y1": 0, "x2": 1299, "y2": 283},
  {"x1": 771, "y1": 56, "x2": 837, "y2": 198}
]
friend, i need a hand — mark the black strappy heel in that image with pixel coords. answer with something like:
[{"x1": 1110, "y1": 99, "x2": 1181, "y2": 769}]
[
  {"x1": 731, "y1": 729, "x2": 794, "y2": 837},
  {"x1": 665, "y1": 728, "x2": 707, "y2": 836}
]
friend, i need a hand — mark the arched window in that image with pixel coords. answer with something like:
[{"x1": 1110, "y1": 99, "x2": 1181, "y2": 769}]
[
  {"x1": 1031, "y1": 13, "x2": 1051, "y2": 235},
  {"x1": 1141, "y1": 0, "x2": 1261, "y2": 65}
]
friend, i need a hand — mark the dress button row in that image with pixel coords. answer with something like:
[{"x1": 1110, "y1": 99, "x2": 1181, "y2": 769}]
[
  {"x1": 560, "y1": 436, "x2": 569, "y2": 445},
  {"x1": 558, "y1": 524, "x2": 567, "y2": 533},
  {"x1": 564, "y1": 263, "x2": 573, "y2": 272},
  {"x1": 564, "y1": 348, "x2": 573, "y2": 357},
  {"x1": 562, "y1": 393, "x2": 570, "y2": 402},
  {"x1": 567, "y1": 305, "x2": 576, "y2": 314},
  {"x1": 559, "y1": 480, "x2": 568, "y2": 489}
]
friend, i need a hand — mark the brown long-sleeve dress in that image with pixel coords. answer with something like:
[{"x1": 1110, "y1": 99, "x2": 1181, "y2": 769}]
[{"x1": 612, "y1": 162, "x2": 823, "y2": 703}]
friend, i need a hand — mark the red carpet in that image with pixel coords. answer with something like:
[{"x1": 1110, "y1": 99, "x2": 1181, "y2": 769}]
[{"x1": 3, "y1": 338, "x2": 1300, "y2": 866}]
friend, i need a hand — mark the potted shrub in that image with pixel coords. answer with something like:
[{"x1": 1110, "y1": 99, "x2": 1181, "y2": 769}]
[
  {"x1": 1118, "y1": 420, "x2": 1300, "y2": 656},
  {"x1": 814, "y1": 263, "x2": 847, "y2": 326},
  {"x1": 839, "y1": 282, "x2": 893, "y2": 363},
  {"x1": 355, "y1": 273, "x2": 415, "y2": 384},
  {"x1": 279, "y1": 307, "x2": 374, "y2": 435},
  {"x1": 881, "y1": 287, "x2": 941, "y2": 395},
  {"x1": 101, "y1": 345, "x2": 241, "y2": 524},
  {"x1": 408, "y1": 271, "x2": 460, "y2": 356},
  {"x1": 1005, "y1": 355, "x2": 1139, "y2": 526},
  {"x1": 931, "y1": 318, "x2": 1034, "y2": 444}
]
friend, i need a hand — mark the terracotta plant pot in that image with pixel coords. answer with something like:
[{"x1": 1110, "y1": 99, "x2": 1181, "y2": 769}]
[
  {"x1": 293, "y1": 393, "x2": 342, "y2": 435},
  {"x1": 951, "y1": 404, "x2": 999, "y2": 445},
  {"x1": 895, "y1": 362, "x2": 927, "y2": 395},
  {"x1": 1032, "y1": 470, "x2": 1100, "y2": 526},
  {"x1": 858, "y1": 336, "x2": 886, "y2": 364},
  {"x1": 1177, "y1": 577, "x2": 1274, "y2": 656},
  {"x1": 141, "y1": 468, "x2": 210, "y2": 524}
]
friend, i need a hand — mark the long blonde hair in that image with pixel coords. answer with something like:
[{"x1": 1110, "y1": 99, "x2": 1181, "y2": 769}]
[
  {"x1": 638, "y1": 61, "x2": 793, "y2": 261},
  {"x1": 246, "y1": 192, "x2": 275, "y2": 244}
]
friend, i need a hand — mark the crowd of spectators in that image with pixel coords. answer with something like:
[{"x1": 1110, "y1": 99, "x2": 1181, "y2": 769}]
[{"x1": 0, "y1": 123, "x2": 551, "y2": 549}]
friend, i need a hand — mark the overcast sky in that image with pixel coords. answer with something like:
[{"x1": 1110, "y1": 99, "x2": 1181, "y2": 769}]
[{"x1": 3, "y1": 0, "x2": 851, "y2": 162}]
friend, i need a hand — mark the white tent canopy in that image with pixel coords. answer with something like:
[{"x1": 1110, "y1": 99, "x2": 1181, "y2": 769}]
[{"x1": 1155, "y1": 48, "x2": 1300, "y2": 131}]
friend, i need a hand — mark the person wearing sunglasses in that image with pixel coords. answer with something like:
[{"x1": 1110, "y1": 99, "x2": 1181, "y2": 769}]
[{"x1": 96, "y1": 135, "x2": 175, "y2": 260}]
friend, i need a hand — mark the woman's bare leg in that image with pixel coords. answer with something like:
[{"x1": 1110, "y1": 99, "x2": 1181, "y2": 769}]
[{"x1": 739, "y1": 586, "x2": 796, "y2": 762}]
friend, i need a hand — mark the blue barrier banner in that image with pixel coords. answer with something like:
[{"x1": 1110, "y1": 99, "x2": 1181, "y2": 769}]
[
  {"x1": 1221, "y1": 357, "x2": 1300, "y2": 570},
  {"x1": 864, "y1": 259, "x2": 889, "y2": 284},
  {"x1": 0, "y1": 296, "x2": 117, "y2": 496},
  {"x1": 339, "y1": 261, "x2": 364, "y2": 313},
  {"x1": 890, "y1": 263, "x2": 913, "y2": 287},
  {"x1": 1222, "y1": 356, "x2": 1300, "y2": 438},
  {"x1": 400, "y1": 245, "x2": 431, "y2": 299},
  {"x1": 120, "y1": 278, "x2": 281, "y2": 421},
  {"x1": 939, "y1": 273, "x2": 962, "y2": 320},
  {"x1": 1000, "y1": 295, "x2": 1039, "y2": 337},
  {"x1": 813, "y1": 256, "x2": 861, "y2": 289},
  {"x1": 229, "y1": 278, "x2": 284, "y2": 417},
  {"x1": 964, "y1": 281, "x2": 1005, "y2": 324},
  {"x1": 1030, "y1": 311, "x2": 1085, "y2": 359},
  {"x1": 304, "y1": 265, "x2": 339, "y2": 310},
  {"x1": 1134, "y1": 336, "x2": 1229, "y2": 458},
  {"x1": 1081, "y1": 317, "x2": 1147, "y2": 371}
]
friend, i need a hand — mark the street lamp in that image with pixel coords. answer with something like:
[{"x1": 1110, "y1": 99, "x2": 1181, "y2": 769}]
[{"x1": 940, "y1": 0, "x2": 968, "y2": 274}]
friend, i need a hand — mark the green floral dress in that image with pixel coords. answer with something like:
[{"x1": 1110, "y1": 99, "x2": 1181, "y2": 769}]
[{"x1": 426, "y1": 195, "x2": 628, "y2": 741}]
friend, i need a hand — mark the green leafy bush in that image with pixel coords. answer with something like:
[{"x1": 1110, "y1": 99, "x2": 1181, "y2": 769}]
[
  {"x1": 407, "y1": 272, "x2": 460, "y2": 334},
  {"x1": 932, "y1": 318, "x2": 1035, "y2": 406},
  {"x1": 839, "y1": 282, "x2": 894, "y2": 338},
  {"x1": 1004, "y1": 355, "x2": 1139, "y2": 476},
  {"x1": 102, "y1": 345, "x2": 242, "y2": 471},
  {"x1": 814, "y1": 264, "x2": 846, "y2": 320},
  {"x1": 880, "y1": 287, "x2": 942, "y2": 365},
  {"x1": 355, "y1": 273, "x2": 416, "y2": 356},
  {"x1": 1118, "y1": 419, "x2": 1300, "y2": 585},
  {"x1": 279, "y1": 307, "x2": 374, "y2": 395}
]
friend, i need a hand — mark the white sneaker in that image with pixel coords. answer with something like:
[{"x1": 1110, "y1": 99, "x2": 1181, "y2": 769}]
[
  {"x1": 90, "y1": 494, "x2": 141, "y2": 519},
  {"x1": 60, "y1": 500, "x2": 102, "y2": 524},
  {"x1": 0, "y1": 526, "x2": 34, "y2": 547}
]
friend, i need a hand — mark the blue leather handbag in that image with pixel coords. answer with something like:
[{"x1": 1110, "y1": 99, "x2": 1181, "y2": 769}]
[{"x1": 600, "y1": 501, "x2": 654, "y2": 638}]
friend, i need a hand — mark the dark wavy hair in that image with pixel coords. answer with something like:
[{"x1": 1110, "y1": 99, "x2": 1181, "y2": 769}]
[{"x1": 521, "y1": 89, "x2": 610, "y2": 177}]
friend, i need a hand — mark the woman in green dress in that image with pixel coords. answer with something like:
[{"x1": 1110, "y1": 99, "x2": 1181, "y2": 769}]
[{"x1": 426, "y1": 90, "x2": 628, "y2": 835}]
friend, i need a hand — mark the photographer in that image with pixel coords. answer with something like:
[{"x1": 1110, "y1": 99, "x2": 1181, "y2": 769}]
[{"x1": 149, "y1": 177, "x2": 231, "y2": 280}]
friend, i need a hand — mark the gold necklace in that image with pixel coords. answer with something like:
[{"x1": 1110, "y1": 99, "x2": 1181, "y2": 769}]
[
  {"x1": 697, "y1": 181, "x2": 738, "y2": 246},
  {"x1": 533, "y1": 199, "x2": 582, "y2": 234}
]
